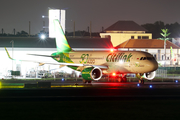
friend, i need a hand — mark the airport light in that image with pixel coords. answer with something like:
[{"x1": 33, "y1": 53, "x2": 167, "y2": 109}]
[
  {"x1": 149, "y1": 85, "x2": 152, "y2": 88},
  {"x1": 42, "y1": 15, "x2": 48, "y2": 18},
  {"x1": 39, "y1": 33, "x2": 47, "y2": 40},
  {"x1": 137, "y1": 84, "x2": 140, "y2": 87},
  {"x1": 40, "y1": 34, "x2": 46, "y2": 40},
  {"x1": 175, "y1": 80, "x2": 178, "y2": 83},
  {"x1": 10, "y1": 40, "x2": 14, "y2": 79}
]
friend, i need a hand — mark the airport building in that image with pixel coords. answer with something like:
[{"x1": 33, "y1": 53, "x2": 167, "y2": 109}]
[{"x1": 100, "y1": 20, "x2": 180, "y2": 66}]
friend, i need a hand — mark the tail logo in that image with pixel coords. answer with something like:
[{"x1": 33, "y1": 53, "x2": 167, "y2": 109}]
[{"x1": 80, "y1": 54, "x2": 89, "y2": 64}]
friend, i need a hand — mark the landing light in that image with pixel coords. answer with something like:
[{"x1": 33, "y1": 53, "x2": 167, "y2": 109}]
[
  {"x1": 119, "y1": 60, "x2": 123, "y2": 64},
  {"x1": 110, "y1": 49, "x2": 114, "y2": 52}
]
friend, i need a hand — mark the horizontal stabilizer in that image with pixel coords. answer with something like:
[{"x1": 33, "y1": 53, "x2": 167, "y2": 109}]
[{"x1": 27, "y1": 54, "x2": 52, "y2": 57}]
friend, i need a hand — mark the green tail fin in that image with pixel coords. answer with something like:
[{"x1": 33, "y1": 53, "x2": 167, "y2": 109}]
[{"x1": 53, "y1": 19, "x2": 71, "y2": 52}]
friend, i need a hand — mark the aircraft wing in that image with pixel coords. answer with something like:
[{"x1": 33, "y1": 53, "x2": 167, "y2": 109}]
[{"x1": 5, "y1": 47, "x2": 108, "y2": 69}]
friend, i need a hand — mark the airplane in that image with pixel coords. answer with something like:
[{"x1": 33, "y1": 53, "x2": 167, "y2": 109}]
[{"x1": 5, "y1": 19, "x2": 158, "y2": 84}]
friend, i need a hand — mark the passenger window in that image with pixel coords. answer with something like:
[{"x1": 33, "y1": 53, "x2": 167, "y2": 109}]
[
  {"x1": 140, "y1": 57, "x2": 143, "y2": 60},
  {"x1": 143, "y1": 57, "x2": 147, "y2": 60}
]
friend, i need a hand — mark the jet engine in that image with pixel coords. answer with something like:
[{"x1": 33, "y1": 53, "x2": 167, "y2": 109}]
[
  {"x1": 136, "y1": 71, "x2": 156, "y2": 80},
  {"x1": 81, "y1": 67, "x2": 102, "y2": 81}
]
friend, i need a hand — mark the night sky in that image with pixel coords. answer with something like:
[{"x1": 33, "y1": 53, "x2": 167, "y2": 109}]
[{"x1": 0, "y1": 0, "x2": 180, "y2": 35}]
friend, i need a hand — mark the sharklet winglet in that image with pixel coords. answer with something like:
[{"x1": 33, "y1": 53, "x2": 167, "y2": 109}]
[{"x1": 4, "y1": 47, "x2": 13, "y2": 60}]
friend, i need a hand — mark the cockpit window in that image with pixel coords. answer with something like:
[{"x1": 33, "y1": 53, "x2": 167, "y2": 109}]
[
  {"x1": 143, "y1": 57, "x2": 147, "y2": 60},
  {"x1": 140, "y1": 57, "x2": 155, "y2": 60},
  {"x1": 147, "y1": 57, "x2": 152, "y2": 60}
]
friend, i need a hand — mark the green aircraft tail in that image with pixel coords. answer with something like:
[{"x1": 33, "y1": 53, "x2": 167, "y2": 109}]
[
  {"x1": 51, "y1": 19, "x2": 73, "y2": 63},
  {"x1": 53, "y1": 19, "x2": 71, "y2": 53}
]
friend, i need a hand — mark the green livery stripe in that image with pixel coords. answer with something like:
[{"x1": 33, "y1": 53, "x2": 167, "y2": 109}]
[
  {"x1": 53, "y1": 19, "x2": 71, "y2": 52},
  {"x1": 51, "y1": 52, "x2": 74, "y2": 63},
  {"x1": 68, "y1": 66, "x2": 79, "y2": 71}
]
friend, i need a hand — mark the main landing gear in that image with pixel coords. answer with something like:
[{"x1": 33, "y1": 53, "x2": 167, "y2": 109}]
[
  {"x1": 139, "y1": 79, "x2": 144, "y2": 84},
  {"x1": 83, "y1": 79, "x2": 92, "y2": 84},
  {"x1": 121, "y1": 74, "x2": 127, "y2": 83},
  {"x1": 109, "y1": 74, "x2": 127, "y2": 82}
]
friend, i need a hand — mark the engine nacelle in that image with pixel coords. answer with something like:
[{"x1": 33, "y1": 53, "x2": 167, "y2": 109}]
[
  {"x1": 136, "y1": 71, "x2": 156, "y2": 80},
  {"x1": 82, "y1": 67, "x2": 102, "y2": 81}
]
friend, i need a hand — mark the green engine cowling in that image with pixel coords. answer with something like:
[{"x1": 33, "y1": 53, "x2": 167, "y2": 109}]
[
  {"x1": 136, "y1": 71, "x2": 156, "y2": 80},
  {"x1": 82, "y1": 67, "x2": 102, "y2": 81}
]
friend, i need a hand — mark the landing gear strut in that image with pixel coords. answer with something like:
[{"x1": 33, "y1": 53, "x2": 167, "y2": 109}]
[
  {"x1": 83, "y1": 79, "x2": 92, "y2": 84},
  {"x1": 122, "y1": 75, "x2": 127, "y2": 82},
  {"x1": 139, "y1": 79, "x2": 144, "y2": 84}
]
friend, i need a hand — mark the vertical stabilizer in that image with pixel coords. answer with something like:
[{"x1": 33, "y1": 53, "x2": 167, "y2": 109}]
[{"x1": 53, "y1": 19, "x2": 71, "y2": 52}]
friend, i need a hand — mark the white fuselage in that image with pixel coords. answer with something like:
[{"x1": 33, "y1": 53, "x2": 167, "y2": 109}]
[{"x1": 66, "y1": 50, "x2": 158, "y2": 74}]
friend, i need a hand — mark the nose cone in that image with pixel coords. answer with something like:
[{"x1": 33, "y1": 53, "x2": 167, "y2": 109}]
[{"x1": 146, "y1": 60, "x2": 158, "y2": 72}]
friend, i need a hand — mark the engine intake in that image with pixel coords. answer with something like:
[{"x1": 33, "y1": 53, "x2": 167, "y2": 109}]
[
  {"x1": 82, "y1": 67, "x2": 102, "y2": 81},
  {"x1": 136, "y1": 71, "x2": 156, "y2": 80}
]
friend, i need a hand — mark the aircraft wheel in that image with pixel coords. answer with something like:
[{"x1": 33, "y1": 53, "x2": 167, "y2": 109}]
[
  {"x1": 141, "y1": 80, "x2": 144, "y2": 84},
  {"x1": 122, "y1": 77, "x2": 127, "y2": 83},
  {"x1": 83, "y1": 79, "x2": 87, "y2": 83},
  {"x1": 118, "y1": 77, "x2": 121, "y2": 82},
  {"x1": 88, "y1": 81, "x2": 92, "y2": 84},
  {"x1": 139, "y1": 80, "x2": 144, "y2": 84}
]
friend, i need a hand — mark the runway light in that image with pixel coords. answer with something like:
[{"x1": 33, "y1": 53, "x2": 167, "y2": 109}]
[
  {"x1": 149, "y1": 85, "x2": 152, "y2": 88},
  {"x1": 175, "y1": 80, "x2": 178, "y2": 83},
  {"x1": 62, "y1": 78, "x2": 64, "y2": 81},
  {"x1": 137, "y1": 84, "x2": 140, "y2": 87}
]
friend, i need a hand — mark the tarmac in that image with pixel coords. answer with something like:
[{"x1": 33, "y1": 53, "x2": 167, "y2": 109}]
[{"x1": 0, "y1": 80, "x2": 180, "y2": 89}]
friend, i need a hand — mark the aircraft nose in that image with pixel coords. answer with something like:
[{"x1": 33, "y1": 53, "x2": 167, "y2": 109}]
[{"x1": 147, "y1": 60, "x2": 158, "y2": 71}]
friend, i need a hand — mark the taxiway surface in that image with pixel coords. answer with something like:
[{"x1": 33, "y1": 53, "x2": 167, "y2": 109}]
[{"x1": 0, "y1": 81, "x2": 180, "y2": 101}]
